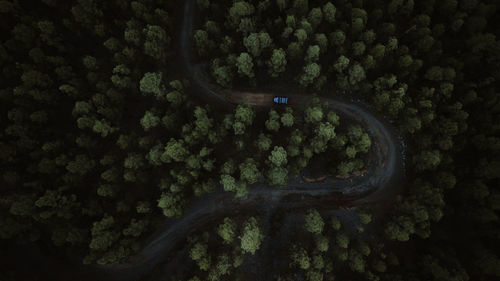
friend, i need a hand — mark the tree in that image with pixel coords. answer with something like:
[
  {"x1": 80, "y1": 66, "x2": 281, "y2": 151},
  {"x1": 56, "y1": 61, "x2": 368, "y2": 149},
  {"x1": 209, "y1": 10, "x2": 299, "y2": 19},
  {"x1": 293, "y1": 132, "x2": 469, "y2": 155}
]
[
  {"x1": 235, "y1": 181, "x2": 248, "y2": 198},
  {"x1": 217, "y1": 217, "x2": 236, "y2": 244},
  {"x1": 399, "y1": 54, "x2": 413, "y2": 68},
  {"x1": 266, "y1": 109, "x2": 281, "y2": 132},
  {"x1": 220, "y1": 174, "x2": 237, "y2": 192},
  {"x1": 235, "y1": 104, "x2": 255, "y2": 125},
  {"x1": 255, "y1": 133, "x2": 272, "y2": 151},
  {"x1": 281, "y1": 108, "x2": 294, "y2": 127},
  {"x1": 315, "y1": 235, "x2": 329, "y2": 252},
  {"x1": 351, "y1": 18, "x2": 365, "y2": 34},
  {"x1": 140, "y1": 111, "x2": 160, "y2": 131},
  {"x1": 352, "y1": 41, "x2": 366, "y2": 56},
  {"x1": 139, "y1": 72, "x2": 163, "y2": 97},
  {"x1": 123, "y1": 219, "x2": 148, "y2": 237},
  {"x1": 89, "y1": 214, "x2": 118, "y2": 251},
  {"x1": 143, "y1": 25, "x2": 169, "y2": 61},
  {"x1": 292, "y1": 246, "x2": 310, "y2": 269},
  {"x1": 304, "y1": 209, "x2": 324, "y2": 234},
  {"x1": 157, "y1": 192, "x2": 184, "y2": 217},
  {"x1": 305, "y1": 45, "x2": 320, "y2": 62},
  {"x1": 243, "y1": 32, "x2": 272, "y2": 57},
  {"x1": 299, "y1": 63, "x2": 321, "y2": 87},
  {"x1": 385, "y1": 216, "x2": 414, "y2": 241},
  {"x1": 292, "y1": 0, "x2": 309, "y2": 16},
  {"x1": 268, "y1": 48, "x2": 287, "y2": 77},
  {"x1": 287, "y1": 42, "x2": 303, "y2": 60},
  {"x1": 66, "y1": 154, "x2": 96, "y2": 175},
  {"x1": 190, "y1": 241, "x2": 211, "y2": 271},
  {"x1": 315, "y1": 122, "x2": 336, "y2": 141},
  {"x1": 314, "y1": 33, "x2": 328, "y2": 53},
  {"x1": 194, "y1": 29, "x2": 214, "y2": 56},
  {"x1": 228, "y1": 1, "x2": 255, "y2": 27},
  {"x1": 268, "y1": 166, "x2": 288, "y2": 186},
  {"x1": 308, "y1": 7, "x2": 323, "y2": 28},
  {"x1": 269, "y1": 146, "x2": 287, "y2": 167},
  {"x1": 413, "y1": 150, "x2": 441, "y2": 171},
  {"x1": 333, "y1": 55, "x2": 350, "y2": 73},
  {"x1": 305, "y1": 106, "x2": 323, "y2": 123},
  {"x1": 349, "y1": 249, "x2": 366, "y2": 273},
  {"x1": 322, "y1": 2, "x2": 336, "y2": 24},
  {"x1": 424, "y1": 66, "x2": 444, "y2": 81},
  {"x1": 370, "y1": 44, "x2": 386, "y2": 59},
  {"x1": 92, "y1": 119, "x2": 117, "y2": 137},
  {"x1": 358, "y1": 212, "x2": 372, "y2": 224},
  {"x1": 348, "y1": 63, "x2": 366, "y2": 85},
  {"x1": 239, "y1": 158, "x2": 260, "y2": 184},
  {"x1": 124, "y1": 153, "x2": 144, "y2": 170},
  {"x1": 209, "y1": 254, "x2": 232, "y2": 280},
  {"x1": 240, "y1": 217, "x2": 263, "y2": 255},
  {"x1": 235, "y1": 52, "x2": 254, "y2": 78},
  {"x1": 212, "y1": 61, "x2": 233, "y2": 87},
  {"x1": 294, "y1": 28, "x2": 308, "y2": 43},
  {"x1": 136, "y1": 201, "x2": 151, "y2": 214},
  {"x1": 161, "y1": 138, "x2": 189, "y2": 163},
  {"x1": 167, "y1": 90, "x2": 185, "y2": 107}
]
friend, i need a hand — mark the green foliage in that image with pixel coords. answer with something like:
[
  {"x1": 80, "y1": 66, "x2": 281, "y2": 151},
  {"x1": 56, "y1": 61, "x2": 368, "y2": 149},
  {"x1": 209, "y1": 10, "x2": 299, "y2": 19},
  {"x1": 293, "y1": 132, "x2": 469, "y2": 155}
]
[
  {"x1": 268, "y1": 48, "x2": 287, "y2": 77},
  {"x1": 267, "y1": 166, "x2": 288, "y2": 186},
  {"x1": 143, "y1": 25, "x2": 169, "y2": 61},
  {"x1": 292, "y1": 246, "x2": 310, "y2": 269},
  {"x1": 305, "y1": 45, "x2": 320, "y2": 63},
  {"x1": 255, "y1": 133, "x2": 272, "y2": 151},
  {"x1": 228, "y1": 1, "x2": 255, "y2": 27},
  {"x1": 299, "y1": 62, "x2": 321, "y2": 87},
  {"x1": 333, "y1": 55, "x2": 350, "y2": 73},
  {"x1": 190, "y1": 241, "x2": 211, "y2": 271},
  {"x1": 322, "y1": 2, "x2": 336, "y2": 24},
  {"x1": 157, "y1": 192, "x2": 184, "y2": 217},
  {"x1": 266, "y1": 109, "x2": 281, "y2": 132},
  {"x1": 162, "y1": 138, "x2": 189, "y2": 163},
  {"x1": 235, "y1": 104, "x2": 255, "y2": 126},
  {"x1": 239, "y1": 217, "x2": 263, "y2": 255},
  {"x1": 239, "y1": 158, "x2": 260, "y2": 184},
  {"x1": 281, "y1": 108, "x2": 294, "y2": 127},
  {"x1": 122, "y1": 219, "x2": 148, "y2": 237},
  {"x1": 304, "y1": 209, "x2": 324, "y2": 234},
  {"x1": 235, "y1": 52, "x2": 254, "y2": 78},
  {"x1": 140, "y1": 111, "x2": 160, "y2": 131},
  {"x1": 269, "y1": 146, "x2": 287, "y2": 167},
  {"x1": 305, "y1": 106, "x2": 323, "y2": 123},
  {"x1": 211, "y1": 59, "x2": 233, "y2": 87},
  {"x1": 194, "y1": 29, "x2": 214, "y2": 56},
  {"x1": 243, "y1": 32, "x2": 272, "y2": 57},
  {"x1": 348, "y1": 63, "x2": 366, "y2": 85},
  {"x1": 315, "y1": 235, "x2": 329, "y2": 252},
  {"x1": 217, "y1": 217, "x2": 236, "y2": 244}
]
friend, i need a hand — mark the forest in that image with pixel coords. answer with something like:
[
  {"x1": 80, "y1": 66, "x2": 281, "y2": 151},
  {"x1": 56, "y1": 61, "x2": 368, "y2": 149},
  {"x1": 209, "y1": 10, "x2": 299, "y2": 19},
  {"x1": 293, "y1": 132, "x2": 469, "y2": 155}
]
[{"x1": 0, "y1": 0, "x2": 499, "y2": 280}]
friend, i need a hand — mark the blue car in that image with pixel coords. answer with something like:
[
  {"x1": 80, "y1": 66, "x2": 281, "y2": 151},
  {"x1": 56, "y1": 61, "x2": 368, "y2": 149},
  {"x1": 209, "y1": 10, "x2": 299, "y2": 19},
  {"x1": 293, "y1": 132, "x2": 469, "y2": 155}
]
[{"x1": 273, "y1": 96, "x2": 288, "y2": 104}]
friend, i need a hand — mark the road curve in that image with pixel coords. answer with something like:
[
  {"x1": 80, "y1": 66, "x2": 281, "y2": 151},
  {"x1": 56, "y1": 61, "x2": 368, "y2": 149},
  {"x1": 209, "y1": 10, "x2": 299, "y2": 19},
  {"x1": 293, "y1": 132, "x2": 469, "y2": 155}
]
[{"x1": 83, "y1": 0, "x2": 406, "y2": 280}]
